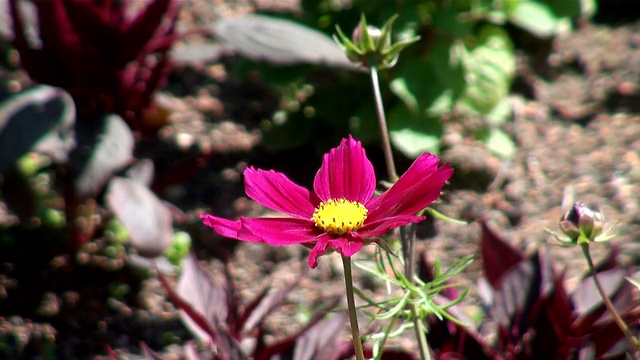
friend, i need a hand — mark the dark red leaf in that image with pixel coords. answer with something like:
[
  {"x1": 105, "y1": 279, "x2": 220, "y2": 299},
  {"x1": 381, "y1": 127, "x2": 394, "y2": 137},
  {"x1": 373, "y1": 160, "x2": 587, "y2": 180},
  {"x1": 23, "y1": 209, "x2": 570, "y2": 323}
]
[
  {"x1": 241, "y1": 269, "x2": 307, "y2": 334},
  {"x1": 572, "y1": 268, "x2": 625, "y2": 317},
  {"x1": 61, "y1": 0, "x2": 118, "y2": 56},
  {"x1": 140, "y1": 342, "x2": 163, "y2": 359},
  {"x1": 428, "y1": 294, "x2": 495, "y2": 360},
  {"x1": 33, "y1": 0, "x2": 80, "y2": 63},
  {"x1": 527, "y1": 288, "x2": 566, "y2": 358},
  {"x1": 488, "y1": 253, "x2": 539, "y2": 332},
  {"x1": 292, "y1": 312, "x2": 348, "y2": 360},
  {"x1": 120, "y1": 0, "x2": 178, "y2": 66},
  {"x1": 158, "y1": 267, "x2": 247, "y2": 360},
  {"x1": 175, "y1": 252, "x2": 228, "y2": 342},
  {"x1": 184, "y1": 341, "x2": 204, "y2": 360},
  {"x1": 480, "y1": 220, "x2": 524, "y2": 288},
  {"x1": 256, "y1": 298, "x2": 341, "y2": 360}
]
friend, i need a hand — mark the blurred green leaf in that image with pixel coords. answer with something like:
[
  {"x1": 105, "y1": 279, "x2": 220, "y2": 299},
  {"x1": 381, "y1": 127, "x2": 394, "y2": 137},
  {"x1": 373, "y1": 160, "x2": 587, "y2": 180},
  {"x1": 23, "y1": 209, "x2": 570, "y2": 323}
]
[
  {"x1": 165, "y1": 231, "x2": 192, "y2": 267},
  {"x1": 478, "y1": 127, "x2": 515, "y2": 159},
  {"x1": 544, "y1": 0, "x2": 597, "y2": 19},
  {"x1": 486, "y1": 97, "x2": 513, "y2": 126},
  {"x1": 388, "y1": 105, "x2": 442, "y2": 158},
  {"x1": 457, "y1": 24, "x2": 515, "y2": 115},
  {"x1": 508, "y1": 1, "x2": 567, "y2": 38}
]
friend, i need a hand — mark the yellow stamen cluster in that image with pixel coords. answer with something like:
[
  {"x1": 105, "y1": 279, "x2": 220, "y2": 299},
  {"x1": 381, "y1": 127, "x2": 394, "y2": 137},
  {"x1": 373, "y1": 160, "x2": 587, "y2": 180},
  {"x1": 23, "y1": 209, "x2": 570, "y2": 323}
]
[{"x1": 312, "y1": 198, "x2": 368, "y2": 235}]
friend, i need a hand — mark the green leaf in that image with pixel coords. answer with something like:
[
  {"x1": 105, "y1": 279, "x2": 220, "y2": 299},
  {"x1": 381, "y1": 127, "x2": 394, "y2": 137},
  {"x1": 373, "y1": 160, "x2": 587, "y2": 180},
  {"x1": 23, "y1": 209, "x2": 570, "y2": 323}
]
[
  {"x1": 457, "y1": 24, "x2": 515, "y2": 115},
  {"x1": 544, "y1": 0, "x2": 596, "y2": 19},
  {"x1": 388, "y1": 106, "x2": 442, "y2": 158},
  {"x1": 389, "y1": 78, "x2": 419, "y2": 113},
  {"x1": 508, "y1": 1, "x2": 565, "y2": 38},
  {"x1": 479, "y1": 127, "x2": 516, "y2": 159},
  {"x1": 486, "y1": 97, "x2": 513, "y2": 126}
]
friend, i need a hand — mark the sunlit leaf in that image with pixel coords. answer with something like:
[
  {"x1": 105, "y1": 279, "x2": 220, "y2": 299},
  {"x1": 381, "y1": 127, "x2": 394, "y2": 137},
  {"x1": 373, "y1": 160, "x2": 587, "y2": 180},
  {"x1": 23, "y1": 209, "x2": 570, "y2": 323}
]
[
  {"x1": 293, "y1": 312, "x2": 348, "y2": 360},
  {"x1": 125, "y1": 159, "x2": 155, "y2": 187},
  {"x1": 0, "y1": 85, "x2": 75, "y2": 171},
  {"x1": 74, "y1": 114, "x2": 134, "y2": 196},
  {"x1": 388, "y1": 105, "x2": 442, "y2": 158},
  {"x1": 457, "y1": 24, "x2": 515, "y2": 115},
  {"x1": 175, "y1": 252, "x2": 228, "y2": 343},
  {"x1": 106, "y1": 177, "x2": 173, "y2": 258},
  {"x1": 211, "y1": 14, "x2": 355, "y2": 68},
  {"x1": 508, "y1": 1, "x2": 567, "y2": 38},
  {"x1": 478, "y1": 127, "x2": 516, "y2": 159}
]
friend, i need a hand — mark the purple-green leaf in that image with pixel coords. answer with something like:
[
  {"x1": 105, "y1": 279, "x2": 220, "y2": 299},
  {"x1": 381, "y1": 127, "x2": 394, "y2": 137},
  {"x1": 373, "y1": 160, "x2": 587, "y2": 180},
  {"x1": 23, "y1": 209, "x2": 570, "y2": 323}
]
[
  {"x1": 175, "y1": 252, "x2": 228, "y2": 343},
  {"x1": 211, "y1": 14, "x2": 355, "y2": 68},
  {"x1": 106, "y1": 177, "x2": 172, "y2": 258},
  {"x1": 0, "y1": 85, "x2": 75, "y2": 171},
  {"x1": 74, "y1": 114, "x2": 134, "y2": 196}
]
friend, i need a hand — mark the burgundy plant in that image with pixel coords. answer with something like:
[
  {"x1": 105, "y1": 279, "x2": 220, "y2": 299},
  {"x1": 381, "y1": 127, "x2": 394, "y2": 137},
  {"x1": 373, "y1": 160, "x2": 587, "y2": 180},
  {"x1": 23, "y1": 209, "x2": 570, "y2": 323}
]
[
  {"x1": 201, "y1": 135, "x2": 453, "y2": 268},
  {"x1": 426, "y1": 220, "x2": 640, "y2": 360},
  {"x1": 9, "y1": 0, "x2": 180, "y2": 131}
]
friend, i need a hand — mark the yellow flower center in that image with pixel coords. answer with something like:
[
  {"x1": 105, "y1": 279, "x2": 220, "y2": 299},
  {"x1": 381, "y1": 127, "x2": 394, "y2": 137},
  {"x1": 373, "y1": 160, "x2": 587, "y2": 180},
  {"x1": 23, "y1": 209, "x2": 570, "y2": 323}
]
[{"x1": 311, "y1": 198, "x2": 368, "y2": 235}]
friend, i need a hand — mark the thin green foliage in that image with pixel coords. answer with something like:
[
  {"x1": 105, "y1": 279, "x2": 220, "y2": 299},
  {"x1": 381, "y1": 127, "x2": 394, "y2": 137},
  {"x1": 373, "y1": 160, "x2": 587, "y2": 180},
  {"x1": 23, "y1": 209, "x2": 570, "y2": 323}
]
[{"x1": 352, "y1": 246, "x2": 474, "y2": 358}]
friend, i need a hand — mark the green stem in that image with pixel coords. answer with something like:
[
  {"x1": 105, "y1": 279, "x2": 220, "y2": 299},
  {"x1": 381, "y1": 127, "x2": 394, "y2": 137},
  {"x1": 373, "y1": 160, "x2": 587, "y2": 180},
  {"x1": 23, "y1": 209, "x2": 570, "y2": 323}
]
[
  {"x1": 411, "y1": 303, "x2": 432, "y2": 360},
  {"x1": 342, "y1": 255, "x2": 365, "y2": 360},
  {"x1": 581, "y1": 244, "x2": 639, "y2": 354},
  {"x1": 369, "y1": 60, "x2": 432, "y2": 360},
  {"x1": 369, "y1": 63, "x2": 397, "y2": 181}
]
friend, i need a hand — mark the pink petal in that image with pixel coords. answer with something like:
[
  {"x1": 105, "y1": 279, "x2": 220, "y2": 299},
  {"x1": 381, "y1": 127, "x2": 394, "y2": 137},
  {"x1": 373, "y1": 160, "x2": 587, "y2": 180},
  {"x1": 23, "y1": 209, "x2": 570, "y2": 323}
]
[
  {"x1": 329, "y1": 233, "x2": 364, "y2": 257},
  {"x1": 244, "y1": 167, "x2": 320, "y2": 219},
  {"x1": 358, "y1": 215, "x2": 425, "y2": 238},
  {"x1": 240, "y1": 217, "x2": 319, "y2": 245},
  {"x1": 367, "y1": 153, "x2": 453, "y2": 220},
  {"x1": 200, "y1": 214, "x2": 260, "y2": 242},
  {"x1": 308, "y1": 235, "x2": 331, "y2": 268},
  {"x1": 313, "y1": 136, "x2": 376, "y2": 203},
  {"x1": 307, "y1": 233, "x2": 364, "y2": 268}
]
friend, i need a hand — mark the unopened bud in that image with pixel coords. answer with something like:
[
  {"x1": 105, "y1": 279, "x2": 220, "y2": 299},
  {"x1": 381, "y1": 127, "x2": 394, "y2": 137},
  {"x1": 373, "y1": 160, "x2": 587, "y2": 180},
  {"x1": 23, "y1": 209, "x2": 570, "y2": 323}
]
[
  {"x1": 559, "y1": 202, "x2": 604, "y2": 244},
  {"x1": 334, "y1": 14, "x2": 419, "y2": 70},
  {"x1": 549, "y1": 202, "x2": 616, "y2": 246},
  {"x1": 352, "y1": 24, "x2": 382, "y2": 45}
]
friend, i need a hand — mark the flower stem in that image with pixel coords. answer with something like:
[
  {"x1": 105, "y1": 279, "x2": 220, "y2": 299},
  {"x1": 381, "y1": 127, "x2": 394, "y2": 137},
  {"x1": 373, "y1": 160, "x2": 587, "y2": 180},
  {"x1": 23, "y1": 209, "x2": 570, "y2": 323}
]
[
  {"x1": 342, "y1": 255, "x2": 365, "y2": 360},
  {"x1": 411, "y1": 302, "x2": 432, "y2": 360},
  {"x1": 581, "y1": 244, "x2": 639, "y2": 354},
  {"x1": 368, "y1": 61, "x2": 432, "y2": 360},
  {"x1": 369, "y1": 63, "x2": 397, "y2": 181}
]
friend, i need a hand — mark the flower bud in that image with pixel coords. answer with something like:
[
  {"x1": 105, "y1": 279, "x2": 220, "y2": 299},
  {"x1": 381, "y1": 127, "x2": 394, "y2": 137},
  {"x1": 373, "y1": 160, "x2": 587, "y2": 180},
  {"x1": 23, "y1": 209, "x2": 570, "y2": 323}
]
[
  {"x1": 334, "y1": 14, "x2": 419, "y2": 70},
  {"x1": 352, "y1": 23, "x2": 382, "y2": 48},
  {"x1": 557, "y1": 202, "x2": 612, "y2": 245}
]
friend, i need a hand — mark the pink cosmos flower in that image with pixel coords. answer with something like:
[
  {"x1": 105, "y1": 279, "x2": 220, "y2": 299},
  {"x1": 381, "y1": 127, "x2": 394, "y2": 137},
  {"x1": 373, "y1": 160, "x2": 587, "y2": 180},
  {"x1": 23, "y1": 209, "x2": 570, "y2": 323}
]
[{"x1": 200, "y1": 136, "x2": 453, "y2": 268}]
